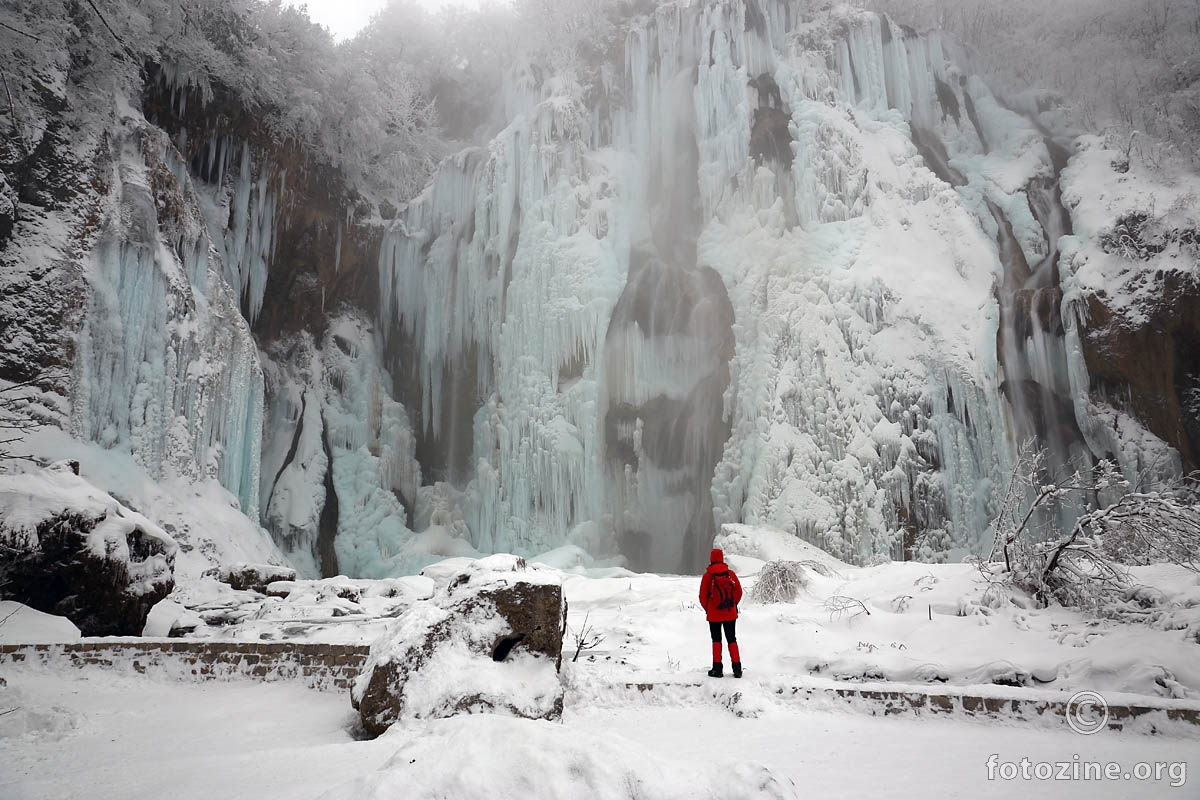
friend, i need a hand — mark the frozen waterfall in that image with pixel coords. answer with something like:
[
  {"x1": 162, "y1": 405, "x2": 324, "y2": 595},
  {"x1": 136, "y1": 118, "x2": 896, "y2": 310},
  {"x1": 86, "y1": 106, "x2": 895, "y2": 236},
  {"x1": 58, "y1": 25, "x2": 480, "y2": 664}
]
[
  {"x1": 73, "y1": 118, "x2": 264, "y2": 517},
  {"x1": 369, "y1": 0, "x2": 1137, "y2": 571}
]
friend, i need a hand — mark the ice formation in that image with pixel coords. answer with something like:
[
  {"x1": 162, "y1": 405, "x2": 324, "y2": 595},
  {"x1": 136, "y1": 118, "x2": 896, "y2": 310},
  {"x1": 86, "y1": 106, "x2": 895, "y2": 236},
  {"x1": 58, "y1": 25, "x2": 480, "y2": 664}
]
[
  {"x1": 261, "y1": 314, "x2": 426, "y2": 577},
  {"x1": 36, "y1": 0, "x2": 1182, "y2": 578},
  {"x1": 369, "y1": 0, "x2": 1191, "y2": 573},
  {"x1": 72, "y1": 111, "x2": 263, "y2": 518}
]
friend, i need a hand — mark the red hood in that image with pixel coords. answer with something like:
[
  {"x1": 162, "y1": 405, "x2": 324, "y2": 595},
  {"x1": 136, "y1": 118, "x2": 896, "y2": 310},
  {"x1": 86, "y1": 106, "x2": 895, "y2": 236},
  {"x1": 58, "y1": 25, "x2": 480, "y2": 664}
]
[{"x1": 706, "y1": 562, "x2": 728, "y2": 574}]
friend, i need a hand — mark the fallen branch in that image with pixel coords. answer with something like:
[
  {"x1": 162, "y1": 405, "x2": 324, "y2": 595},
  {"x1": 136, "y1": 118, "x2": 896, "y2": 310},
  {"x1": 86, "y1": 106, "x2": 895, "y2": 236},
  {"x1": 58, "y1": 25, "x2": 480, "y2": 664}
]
[
  {"x1": 0, "y1": 20, "x2": 39, "y2": 41},
  {"x1": 0, "y1": 603, "x2": 21, "y2": 628},
  {"x1": 83, "y1": 0, "x2": 138, "y2": 61},
  {"x1": 824, "y1": 595, "x2": 870, "y2": 621}
]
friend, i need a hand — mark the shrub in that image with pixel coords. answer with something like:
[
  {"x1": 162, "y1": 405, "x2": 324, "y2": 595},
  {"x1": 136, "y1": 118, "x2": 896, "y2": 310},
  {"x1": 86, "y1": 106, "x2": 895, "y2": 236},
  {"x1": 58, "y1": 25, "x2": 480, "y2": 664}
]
[{"x1": 750, "y1": 560, "x2": 809, "y2": 604}]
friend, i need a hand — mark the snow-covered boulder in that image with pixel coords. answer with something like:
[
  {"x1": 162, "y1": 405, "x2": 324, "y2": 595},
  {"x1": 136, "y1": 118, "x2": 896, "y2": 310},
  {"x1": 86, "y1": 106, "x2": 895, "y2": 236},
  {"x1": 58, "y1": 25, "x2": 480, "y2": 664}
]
[
  {"x1": 0, "y1": 464, "x2": 177, "y2": 636},
  {"x1": 219, "y1": 562, "x2": 298, "y2": 594},
  {"x1": 352, "y1": 554, "x2": 566, "y2": 736},
  {"x1": 319, "y1": 714, "x2": 798, "y2": 800}
]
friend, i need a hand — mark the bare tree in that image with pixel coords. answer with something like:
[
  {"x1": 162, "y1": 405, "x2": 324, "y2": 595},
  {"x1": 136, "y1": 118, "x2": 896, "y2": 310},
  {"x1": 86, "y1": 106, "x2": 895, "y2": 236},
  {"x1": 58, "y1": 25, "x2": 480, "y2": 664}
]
[
  {"x1": 750, "y1": 560, "x2": 808, "y2": 604},
  {"x1": 0, "y1": 377, "x2": 50, "y2": 462},
  {"x1": 567, "y1": 612, "x2": 605, "y2": 662}
]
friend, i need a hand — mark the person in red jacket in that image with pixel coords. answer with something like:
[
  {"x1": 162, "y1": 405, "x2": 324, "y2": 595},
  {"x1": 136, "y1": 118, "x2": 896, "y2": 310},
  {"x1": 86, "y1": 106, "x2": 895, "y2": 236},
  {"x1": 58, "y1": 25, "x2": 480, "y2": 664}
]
[{"x1": 699, "y1": 547, "x2": 743, "y2": 678}]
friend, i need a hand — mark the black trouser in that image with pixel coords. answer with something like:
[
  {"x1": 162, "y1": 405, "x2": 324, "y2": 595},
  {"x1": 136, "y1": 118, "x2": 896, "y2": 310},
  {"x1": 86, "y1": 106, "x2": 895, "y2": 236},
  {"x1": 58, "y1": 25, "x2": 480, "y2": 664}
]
[{"x1": 709, "y1": 620, "x2": 736, "y2": 644}]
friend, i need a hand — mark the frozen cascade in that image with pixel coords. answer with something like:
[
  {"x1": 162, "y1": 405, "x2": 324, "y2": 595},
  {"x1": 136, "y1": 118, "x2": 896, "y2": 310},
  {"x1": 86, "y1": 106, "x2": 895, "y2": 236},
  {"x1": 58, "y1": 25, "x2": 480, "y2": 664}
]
[
  {"x1": 373, "y1": 0, "x2": 1153, "y2": 571},
  {"x1": 261, "y1": 315, "x2": 425, "y2": 577},
  {"x1": 73, "y1": 115, "x2": 263, "y2": 517}
]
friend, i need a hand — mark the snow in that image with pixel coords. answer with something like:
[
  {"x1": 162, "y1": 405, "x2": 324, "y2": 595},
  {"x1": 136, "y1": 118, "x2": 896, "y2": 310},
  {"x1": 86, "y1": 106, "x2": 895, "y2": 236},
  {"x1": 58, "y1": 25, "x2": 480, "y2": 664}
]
[
  {"x1": 71, "y1": 541, "x2": 1197, "y2": 707},
  {"x1": 318, "y1": 713, "x2": 796, "y2": 800},
  {"x1": 0, "y1": 601, "x2": 81, "y2": 644},
  {"x1": 2, "y1": 544, "x2": 1198, "y2": 796},
  {"x1": 1058, "y1": 135, "x2": 1200, "y2": 327},
  {"x1": 12, "y1": 427, "x2": 284, "y2": 580}
]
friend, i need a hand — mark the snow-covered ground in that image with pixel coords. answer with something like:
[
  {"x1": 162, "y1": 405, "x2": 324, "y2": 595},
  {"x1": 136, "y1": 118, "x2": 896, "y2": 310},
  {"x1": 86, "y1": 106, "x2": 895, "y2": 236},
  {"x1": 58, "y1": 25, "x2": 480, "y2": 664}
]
[
  {"x1": 2, "y1": 532, "x2": 1197, "y2": 798},
  {"x1": 99, "y1": 527, "x2": 1200, "y2": 701},
  {"x1": 1, "y1": 665, "x2": 1194, "y2": 799}
]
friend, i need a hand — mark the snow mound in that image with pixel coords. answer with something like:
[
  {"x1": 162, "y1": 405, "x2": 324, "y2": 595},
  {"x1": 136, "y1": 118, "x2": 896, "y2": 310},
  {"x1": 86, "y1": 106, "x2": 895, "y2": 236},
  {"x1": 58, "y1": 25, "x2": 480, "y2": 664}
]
[
  {"x1": 317, "y1": 714, "x2": 798, "y2": 800},
  {"x1": 717, "y1": 524, "x2": 850, "y2": 574},
  {"x1": 0, "y1": 601, "x2": 81, "y2": 643},
  {"x1": 0, "y1": 683, "x2": 83, "y2": 741}
]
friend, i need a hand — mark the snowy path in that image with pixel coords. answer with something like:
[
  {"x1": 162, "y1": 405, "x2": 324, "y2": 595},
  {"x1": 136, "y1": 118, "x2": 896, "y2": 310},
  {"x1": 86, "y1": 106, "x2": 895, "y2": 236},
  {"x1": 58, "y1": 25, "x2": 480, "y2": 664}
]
[{"x1": 1, "y1": 670, "x2": 1194, "y2": 799}]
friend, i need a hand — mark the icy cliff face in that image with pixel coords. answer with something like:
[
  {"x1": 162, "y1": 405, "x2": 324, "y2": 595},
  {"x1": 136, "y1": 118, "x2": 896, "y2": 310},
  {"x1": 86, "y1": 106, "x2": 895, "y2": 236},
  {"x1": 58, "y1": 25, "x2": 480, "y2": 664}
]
[
  {"x1": 375, "y1": 0, "x2": 1184, "y2": 571},
  {"x1": 71, "y1": 110, "x2": 265, "y2": 518},
  {"x1": 4, "y1": 0, "x2": 1189, "y2": 578},
  {"x1": 0, "y1": 23, "x2": 282, "y2": 570}
]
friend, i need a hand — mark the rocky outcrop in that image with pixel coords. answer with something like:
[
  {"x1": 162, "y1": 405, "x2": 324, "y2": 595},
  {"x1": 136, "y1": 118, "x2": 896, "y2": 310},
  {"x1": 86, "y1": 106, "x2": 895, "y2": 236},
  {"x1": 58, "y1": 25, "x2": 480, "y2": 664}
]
[
  {"x1": 219, "y1": 562, "x2": 297, "y2": 594},
  {"x1": 0, "y1": 465, "x2": 178, "y2": 636},
  {"x1": 1080, "y1": 271, "x2": 1200, "y2": 471},
  {"x1": 141, "y1": 65, "x2": 381, "y2": 344},
  {"x1": 352, "y1": 555, "x2": 566, "y2": 736}
]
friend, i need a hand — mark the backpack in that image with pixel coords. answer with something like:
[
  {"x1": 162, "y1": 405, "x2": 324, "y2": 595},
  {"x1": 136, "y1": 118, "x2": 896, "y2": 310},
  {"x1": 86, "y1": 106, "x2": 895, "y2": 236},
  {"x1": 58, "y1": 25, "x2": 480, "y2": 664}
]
[{"x1": 711, "y1": 570, "x2": 737, "y2": 611}]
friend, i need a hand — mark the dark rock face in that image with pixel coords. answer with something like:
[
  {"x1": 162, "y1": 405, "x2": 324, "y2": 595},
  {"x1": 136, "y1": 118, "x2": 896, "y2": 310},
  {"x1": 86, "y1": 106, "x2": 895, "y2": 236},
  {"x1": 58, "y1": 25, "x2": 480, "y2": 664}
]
[
  {"x1": 0, "y1": 503, "x2": 177, "y2": 637},
  {"x1": 750, "y1": 106, "x2": 793, "y2": 168},
  {"x1": 141, "y1": 66, "x2": 381, "y2": 345},
  {"x1": 1081, "y1": 273, "x2": 1200, "y2": 470},
  {"x1": 352, "y1": 556, "x2": 566, "y2": 737},
  {"x1": 219, "y1": 563, "x2": 298, "y2": 594}
]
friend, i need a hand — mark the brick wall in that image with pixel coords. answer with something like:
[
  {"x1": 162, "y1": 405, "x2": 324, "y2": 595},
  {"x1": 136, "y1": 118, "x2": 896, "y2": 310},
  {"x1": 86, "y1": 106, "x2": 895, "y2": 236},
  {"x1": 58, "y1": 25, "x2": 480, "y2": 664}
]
[{"x1": 0, "y1": 641, "x2": 370, "y2": 691}]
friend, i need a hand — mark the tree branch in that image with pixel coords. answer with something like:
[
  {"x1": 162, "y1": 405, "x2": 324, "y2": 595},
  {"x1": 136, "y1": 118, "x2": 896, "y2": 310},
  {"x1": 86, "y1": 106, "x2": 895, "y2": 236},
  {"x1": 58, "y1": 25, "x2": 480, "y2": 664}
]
[
  {"x1": 0, "y1": 69, "x2": 26, "y2": 156},
  {"x1": 83, "y1": 0, "x2": 138, "y2": 61},
  {"x1": 0, "y1": 21, "x2": 39, "y2": 41}
]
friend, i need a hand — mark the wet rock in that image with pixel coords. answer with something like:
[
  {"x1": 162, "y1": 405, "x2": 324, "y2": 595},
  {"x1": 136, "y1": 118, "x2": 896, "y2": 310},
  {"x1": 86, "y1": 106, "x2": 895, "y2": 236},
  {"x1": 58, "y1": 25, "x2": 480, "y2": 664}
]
[
  {"x1": 1081, "y1": 272, "x2": 1200, "y2": 470},
  {"x1": 750, "y1": 106, "x2": 793, "y2": 168},
  {"x1": 0, "y1": 466, "x2": 177, "y2": 636},
  {"x1": 352, "y1": 554, "x2": 566, "y2": 736}
]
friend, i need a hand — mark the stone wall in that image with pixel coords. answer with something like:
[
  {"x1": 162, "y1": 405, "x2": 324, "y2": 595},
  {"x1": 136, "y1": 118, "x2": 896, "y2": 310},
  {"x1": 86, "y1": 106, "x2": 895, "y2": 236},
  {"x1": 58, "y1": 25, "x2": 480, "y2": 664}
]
[
  {"x1": 615, "y1": 679, "x2": 1200, "y2": 735},
  {"x1": 0, "y1": 641, "x2": 369, "y2": 691}
]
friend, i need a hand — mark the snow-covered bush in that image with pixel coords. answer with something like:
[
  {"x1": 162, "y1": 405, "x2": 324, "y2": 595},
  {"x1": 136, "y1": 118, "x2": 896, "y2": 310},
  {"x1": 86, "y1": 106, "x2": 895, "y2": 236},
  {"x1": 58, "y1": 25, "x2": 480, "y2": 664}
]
[
  {"x1": 1093, "y1": 478, "x2": 1200, "y2": 573},
  {"x1": 749, "y1": 560, "x2": 809, "y2": 604},
  {"x1": 989, "y1": 447, "x2": 1199, "y2": 611},
  {"x1": 0, "y1": 464, "x2": 178, "y2": 635}
]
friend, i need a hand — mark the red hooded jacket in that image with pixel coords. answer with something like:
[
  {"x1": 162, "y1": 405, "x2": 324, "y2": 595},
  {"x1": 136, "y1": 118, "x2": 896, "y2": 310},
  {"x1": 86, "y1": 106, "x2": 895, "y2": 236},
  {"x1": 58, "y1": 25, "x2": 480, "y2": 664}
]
[{"x1": 699, "y1": 548, "x2": 743, "y2": 622}]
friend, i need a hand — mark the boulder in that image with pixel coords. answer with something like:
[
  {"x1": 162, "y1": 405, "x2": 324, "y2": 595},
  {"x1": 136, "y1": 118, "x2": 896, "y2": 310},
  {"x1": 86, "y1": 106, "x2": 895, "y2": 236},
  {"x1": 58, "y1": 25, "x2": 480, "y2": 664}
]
[
  {"x1": 219, "y1": 562, "x2": 298, "y2": 594},
  {"x1": 0, "y1": 465, "x2": 177, "y2": 636},
  {"x1": 353, "y1": 554, "x2": 566, "y2": 736}
]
